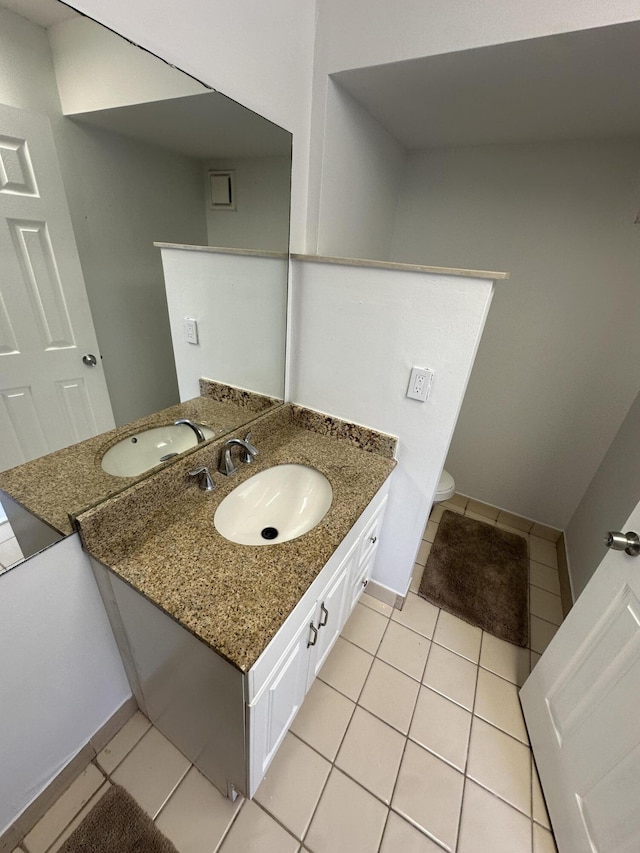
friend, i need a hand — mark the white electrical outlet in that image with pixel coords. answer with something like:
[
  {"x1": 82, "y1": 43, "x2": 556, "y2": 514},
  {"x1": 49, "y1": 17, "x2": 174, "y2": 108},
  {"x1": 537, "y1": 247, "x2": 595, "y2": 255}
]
[
  {"x1": 407, "y1": 366, "x2": 433, "y2": 402},
  {"x1": 184, "y1": 318, "x2": 199, "y2": 345}
]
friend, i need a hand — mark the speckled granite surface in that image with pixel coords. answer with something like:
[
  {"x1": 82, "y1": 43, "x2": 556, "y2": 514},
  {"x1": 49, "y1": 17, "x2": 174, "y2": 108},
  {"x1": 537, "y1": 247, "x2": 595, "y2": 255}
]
[
  {"x1": 0, "y1": 396, "x2": 269, "y2": 535},
  {"x1": 77, "y1": 405, "x2": 396, "y2": 673},
  {"x1": 290, "y1": 405, "x2": 397, "y2": 459},
  {"x1": 199, "y1": 379, "x2": 282, "y2": 413}
]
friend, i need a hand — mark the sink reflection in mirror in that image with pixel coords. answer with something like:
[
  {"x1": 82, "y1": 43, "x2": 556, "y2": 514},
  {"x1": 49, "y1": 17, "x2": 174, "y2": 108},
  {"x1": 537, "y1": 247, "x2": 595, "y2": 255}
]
[
  {"x1": 214, "y1": 464, "x2": 333, "y2": 546},
  {"x1": 101, "y1": 423, "x2": 216, "y2": 477}
]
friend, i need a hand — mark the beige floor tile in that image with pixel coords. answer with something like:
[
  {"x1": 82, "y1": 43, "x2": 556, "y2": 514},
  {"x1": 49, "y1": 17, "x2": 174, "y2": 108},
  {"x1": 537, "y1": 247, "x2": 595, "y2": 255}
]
[
  {"x1": 393, "y1": 740, "x2": 464, "y2": 852},
  {"x1": 530, "y1": 650, "x2": 542, "y2": 670},
  {"x1": 497, "y1": 511, "x2": 533, "y2": 533},
  {"x1": 474, "y1": 668, "x2": 529, "y2": 744},
  {"x1": 391, "y1": 593, "x2": 439, "y2": 639},
  {"x1": 358, "y1": 658, "x2": 420, "y2": 734},
  {"x1": 409, "y1": 686, "x2": 471, "y2": 772},
  {"x1": 416, "y1": 539, "x2": 432, "y2": 565},
  {"x1": 530, "y1": 561, "x2": 561, "y2": 595},
  {"x1": 533, "y1": 823, "x2": 559, "y2": 853},
  {"x1": 0, "y1": 520, "x2": 14, "y2": 544},
  {"x1": 255, "y1": 733, "x2": 330, "y2": 840},
  {"x1": 335, "y1": 707, "x2": 405, "y2": 804},
  {"x1": 290, "y1": 679, "x2": 355, "y2": 761},
  {"x1": 305, "y1": 768, "x2": 387, "y2": 853},
  {"x1": 422, "y1": 521, "x2": 439, "y2": 545},
  {"x1": 530, "y1": 522, "x2": 561, "y2": 543},
  {"x1": 457, "y1": 780, "x2": 532, "y2": 853},
  {"x1": 96, "y1": 710, "x2": 152, "y2": 774},
  {"x1": 340, "y1": 602, "x2": 388, "y2": 654},
  {"x1": 360, "y1": 592, "x2": 393, "y2": 617},
  {"x1": 529, "y1": 537, "x2": 558, "y2": 569},
  {"x1": 318, "y1": 636, "x2": 373, "y2": 701},
  {"x1": 530, "y1": 616, "x2": 558, "y2": 655},
  {"x1": 480, "y1": 633, "x2": 530, "y2": 687},
  {"x1": 466, "y1": 499, "x2": 500, "y2": 521},
  {"x1": 529, "y1": 586, "x2": 563, "y2": 626},
  {"x1": 433, "y1": 610, "x2": 482, "y2": 663},
  {"x1": 466, "y1": 718, "x2": 531, "y2": 816},
  {"x1": 112, "y1": 726, "x2": 190, "y2": 818},
  {"x1": 377, "y1": 620, "x2": 431, "y2": 681},
  {"x1": 429, "y1": 504, "x2": 445, "y2": 523},
  {"x1": 24, "y1": 764, "x2": 105, "y2": 853},
  {"x1": 48, "y1": 783, "x2": 112, "y2": 853},
  {"x1": 0, "y1": 536, "x2": 23, "y2": 567},
  {"x1": 532, "y1": 760, "x2": 551, "y2": 830},
  {"x1": 465, "y1": 510, "x2": 497, "y2": 525},
  {"x1": 410, "y1": 560, "x2": 428, "y2": 593},
  {"x1": 219, "y1": 800, "x2": 298, "y2": 853},
  {"x1": 422, "y1": 643, "x2": 478, "y2": 710},
  {"x1": 379, "y1": 811, "x2": 443, "y2": 852},
  {"x1": 156, "y1": 766, "x2": 242, "y2": 853},
  {"x1": 443, "y1": 493, "x2": 468, "y2": 510}
]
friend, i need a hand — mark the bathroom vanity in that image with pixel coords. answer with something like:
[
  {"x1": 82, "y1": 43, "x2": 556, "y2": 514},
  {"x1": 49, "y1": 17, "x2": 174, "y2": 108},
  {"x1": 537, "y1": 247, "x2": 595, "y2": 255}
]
[{"x1": 78, "y1": 403, "x2": 395, "y2": 798}]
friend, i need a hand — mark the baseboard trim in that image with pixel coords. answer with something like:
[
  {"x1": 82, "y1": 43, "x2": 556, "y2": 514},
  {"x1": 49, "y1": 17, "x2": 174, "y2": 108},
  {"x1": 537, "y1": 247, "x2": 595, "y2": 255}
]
[
  {"x1": 0, "y1": 695, "x2": 137, "y2": 853},
  {"x1": 366, "y1": 578, "x2": 405, "y2": 610},
  {"x1": 556, "y1": 532, "x2": 573, "y2": 618}
]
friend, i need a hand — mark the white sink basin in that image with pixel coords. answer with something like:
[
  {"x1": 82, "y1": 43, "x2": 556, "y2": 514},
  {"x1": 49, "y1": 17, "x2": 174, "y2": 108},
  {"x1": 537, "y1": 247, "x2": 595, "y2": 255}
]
[
  {"x1": 214, "y1": 463, "x2": 333, "y2": 546},
  {"x1": 101, "y1": 423, "x2": 215, "y2": 477}
]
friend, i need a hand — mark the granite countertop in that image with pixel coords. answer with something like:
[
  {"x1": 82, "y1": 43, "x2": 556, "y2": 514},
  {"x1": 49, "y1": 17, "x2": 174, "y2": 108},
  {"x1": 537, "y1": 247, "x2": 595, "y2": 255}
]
[
  {"x1": 0, "y1": 395, "x2": 271, "y2": 535},
  {"x1": 77, "y1": 405, "x2": 396, "y2": 673}
]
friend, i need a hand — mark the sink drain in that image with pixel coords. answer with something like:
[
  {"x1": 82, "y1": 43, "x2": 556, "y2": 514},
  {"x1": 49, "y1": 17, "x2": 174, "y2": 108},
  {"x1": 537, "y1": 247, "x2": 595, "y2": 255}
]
[{"x1": 261, "y1": 527, "x2": 279, "y2": 540}]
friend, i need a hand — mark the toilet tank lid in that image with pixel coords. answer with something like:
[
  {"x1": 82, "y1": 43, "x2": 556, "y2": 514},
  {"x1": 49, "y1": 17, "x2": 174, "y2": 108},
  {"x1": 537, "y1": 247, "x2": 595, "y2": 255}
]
[{"x1": 437, "y1": 470, "x2": 455, "y2": 492}]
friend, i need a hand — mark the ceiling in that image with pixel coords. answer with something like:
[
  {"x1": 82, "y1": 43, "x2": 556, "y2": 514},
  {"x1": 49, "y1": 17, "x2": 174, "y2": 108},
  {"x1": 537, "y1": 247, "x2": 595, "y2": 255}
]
[
  {"x1": 0, "y1": 0, "x2": 77, "y2": 27},
  {"x1": 333, "y1": 21, "x2": 640, "y2": 150},
  {"x1": 72, "y1": 92, "x2": 293, "y2": 159}
]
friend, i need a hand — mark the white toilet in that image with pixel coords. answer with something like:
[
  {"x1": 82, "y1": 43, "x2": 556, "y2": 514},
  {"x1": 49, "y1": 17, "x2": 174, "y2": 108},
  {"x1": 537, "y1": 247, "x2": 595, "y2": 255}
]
[{"x1": 434, "y1": 469, "x2": 456, "y2": 503}]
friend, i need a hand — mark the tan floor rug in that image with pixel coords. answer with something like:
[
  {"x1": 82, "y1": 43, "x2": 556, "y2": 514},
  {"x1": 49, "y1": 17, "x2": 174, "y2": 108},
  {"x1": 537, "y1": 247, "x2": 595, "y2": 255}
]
[
  {"x1": 419, "y1": 509, "x2": 529, "y2": 647},
  {"x1": 58, "y1": 784, "x2": 179, "y2": 853}
]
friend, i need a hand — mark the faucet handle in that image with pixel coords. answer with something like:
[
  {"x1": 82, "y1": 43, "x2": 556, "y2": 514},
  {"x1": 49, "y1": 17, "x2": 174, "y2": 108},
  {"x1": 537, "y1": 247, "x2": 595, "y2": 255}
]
[
  {"x1": 242, "y1": 432, "x2": 258, "y2": 461},
  {"x1": 188, "y1": 465, "x2": 215, "y2": 491}
]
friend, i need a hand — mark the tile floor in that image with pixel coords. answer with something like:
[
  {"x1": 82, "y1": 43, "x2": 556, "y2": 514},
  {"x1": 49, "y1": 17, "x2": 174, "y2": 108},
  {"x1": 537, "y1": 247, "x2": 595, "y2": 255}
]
[
  {"x1": 0, "y1": 520, "x2": 23, "y2": 572},
  {"x1": 12, "y1": 495, "x2": 562, "y2": 853}
]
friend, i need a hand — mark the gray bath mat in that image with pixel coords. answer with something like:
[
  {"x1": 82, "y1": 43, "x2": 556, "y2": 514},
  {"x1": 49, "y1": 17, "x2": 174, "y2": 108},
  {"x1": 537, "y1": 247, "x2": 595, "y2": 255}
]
[
  {"x1": 419, "y1": 510, "x2": 529, "y2": 647},
  {"x1": 58, "y1": 784, "x2": 179, "y2": 853}
]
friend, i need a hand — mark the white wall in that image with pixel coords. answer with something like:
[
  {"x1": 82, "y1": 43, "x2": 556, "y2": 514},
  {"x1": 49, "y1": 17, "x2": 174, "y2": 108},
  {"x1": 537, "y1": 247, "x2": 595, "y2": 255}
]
[
  {"x1": 205, "y1": 156, "x2": 291, "y2": 252},
  {"x1": 0, "y1": 8, "x2": 60, "y2": 115},
  {"x1": 0, "y1": 535, "x2": 131, "y2": 836},
  {"x1": 389, "y1": 141, "x2": 640, "y2": 528},
  {"x1": 70, "y1": 0, "x2": 316, "y2": 252},
  {"x1": 315, "y1": 81, "x2": 405, "y2": 259},
  {"x1": 55, "y1": 119, "x2": 207, "y2": 425},
  {"x1": 49, "y1": 16, "x2": 206, "y2": 115},
  {"x1": 162, "y1": 248, "x2": 288, "y2": 400},
  {"x1": 565, "y1": 389, "x2": 640, "y2": 599},
  {"x1": 289, "y1": 259, "x2": 494, "y2": 595},
  {"x1": 308, "y1": 0, "x2": 640, "y2": 250}
]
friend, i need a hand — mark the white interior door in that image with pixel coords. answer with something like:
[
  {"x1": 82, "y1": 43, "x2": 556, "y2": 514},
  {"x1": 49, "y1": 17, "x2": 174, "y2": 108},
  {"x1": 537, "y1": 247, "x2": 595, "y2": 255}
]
[
  {"x1": 520, "y1": 500, "x2": 640, "y2": 853},
  {"x1": 0, "y1": 104, "x2": 114, "y2": 471}
]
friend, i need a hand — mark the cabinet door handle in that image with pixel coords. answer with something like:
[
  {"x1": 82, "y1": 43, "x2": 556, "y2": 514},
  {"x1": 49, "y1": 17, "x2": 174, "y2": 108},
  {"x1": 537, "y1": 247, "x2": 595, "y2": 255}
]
[
  {"x1": 319, "y1": 602, "x2": 329, "y2": 627},
  {"x1": 362, "y1": 578, "x2": 368, "y2": 588},
  {"x1": 369, "y1": 535, "x2": 377, "y2": 544},
  {"x1": 307, "y1": 622, "x2": 318, "y2": 647}
]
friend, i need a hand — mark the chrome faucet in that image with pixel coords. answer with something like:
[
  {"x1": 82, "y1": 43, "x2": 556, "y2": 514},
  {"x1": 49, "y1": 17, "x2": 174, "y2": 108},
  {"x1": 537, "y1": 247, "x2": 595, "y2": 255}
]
[
  {"x1": 188, "y1": 465, "x2": 215, "y2": 491},
  {"x1": 175, "y1": 418, "x2": 207, "y2": 443},
  {"x1": 218, "y1": 432, "x2": 258, "y2": 476}
]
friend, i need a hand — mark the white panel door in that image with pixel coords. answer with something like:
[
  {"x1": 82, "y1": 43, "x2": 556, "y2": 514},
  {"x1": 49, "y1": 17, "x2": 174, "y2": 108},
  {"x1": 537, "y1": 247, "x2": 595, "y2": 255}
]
[
  {"x1": 520, "y1": 500, "x2": 640, "y2": 853},
  {"x1": 0, "y1": 104, "x2": 114, "y2": 471}
]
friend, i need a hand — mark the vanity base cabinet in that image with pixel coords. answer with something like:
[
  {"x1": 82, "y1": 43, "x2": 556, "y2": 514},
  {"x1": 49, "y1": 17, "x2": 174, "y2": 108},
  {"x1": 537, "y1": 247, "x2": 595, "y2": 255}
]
[{"x1": 92, "y1": 479, "x2": 390, "y2": 801}]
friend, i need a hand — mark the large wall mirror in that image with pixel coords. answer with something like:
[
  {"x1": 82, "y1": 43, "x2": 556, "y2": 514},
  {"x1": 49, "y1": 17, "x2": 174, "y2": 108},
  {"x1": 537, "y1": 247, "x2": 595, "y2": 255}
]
[{"x1": 0, "y1": 0, "x2": 292, "y2": 567}]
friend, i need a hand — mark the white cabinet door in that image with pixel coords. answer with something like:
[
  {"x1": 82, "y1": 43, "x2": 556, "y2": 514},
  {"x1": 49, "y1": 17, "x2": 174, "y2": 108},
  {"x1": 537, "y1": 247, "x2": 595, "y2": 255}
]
[
  {"x1": 306, "y1": 548, "x2": 355, "y2": 690},
  {"x1": 520, "y1": 500, "x2": 640, "y2": 852},
  {"x1": 248, "y1": 602, "x2": 316, "y2": 796}
]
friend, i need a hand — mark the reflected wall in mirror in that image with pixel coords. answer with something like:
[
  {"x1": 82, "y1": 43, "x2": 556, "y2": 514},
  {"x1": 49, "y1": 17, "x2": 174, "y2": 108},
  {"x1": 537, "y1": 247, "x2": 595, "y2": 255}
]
[{"x1": 0, "y1": 0, "x2": 292, "y2": 476}]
